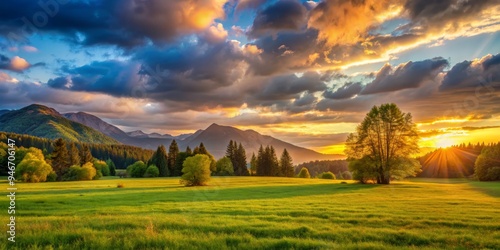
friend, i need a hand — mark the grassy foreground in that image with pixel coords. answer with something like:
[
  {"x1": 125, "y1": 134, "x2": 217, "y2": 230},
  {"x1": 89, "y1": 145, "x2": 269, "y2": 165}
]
[{"x1": 2, "y1": 177, "x2": 499, "y2": 249}]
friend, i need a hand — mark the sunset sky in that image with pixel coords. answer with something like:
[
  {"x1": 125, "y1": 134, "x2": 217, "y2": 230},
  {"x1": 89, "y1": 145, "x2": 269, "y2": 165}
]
[{"x1": 0, "y1": 0, "x2": 499, "y2": 155}]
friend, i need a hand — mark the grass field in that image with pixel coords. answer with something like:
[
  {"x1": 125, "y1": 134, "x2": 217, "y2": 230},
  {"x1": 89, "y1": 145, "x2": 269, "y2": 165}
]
[{"x1": 2, "y1": 177, "x2": 500, "y2": 249}]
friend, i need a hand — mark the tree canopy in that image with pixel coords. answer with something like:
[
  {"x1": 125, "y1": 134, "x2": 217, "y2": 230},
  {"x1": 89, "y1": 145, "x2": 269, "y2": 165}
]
[
  {"x1": 181, "y1": 154, "x2": 211, "y2": 186},
  {"x1": 345, "y1": 103, "x2": 420, "y2": 184}
]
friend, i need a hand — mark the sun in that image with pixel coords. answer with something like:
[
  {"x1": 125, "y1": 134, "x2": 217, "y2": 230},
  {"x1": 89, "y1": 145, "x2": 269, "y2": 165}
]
[{"x1": 435, "y1": 138, "x2": 455, "y2": 148}]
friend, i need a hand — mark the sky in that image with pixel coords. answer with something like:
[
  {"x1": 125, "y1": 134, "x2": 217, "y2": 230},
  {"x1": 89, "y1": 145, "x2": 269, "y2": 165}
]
[{"x1": 0, "y1": 0, "x2": 499, "y2": 155}]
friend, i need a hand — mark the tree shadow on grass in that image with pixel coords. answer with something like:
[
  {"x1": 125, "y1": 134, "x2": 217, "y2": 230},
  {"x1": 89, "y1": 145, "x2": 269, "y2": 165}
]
[{"x1": 467, "y1": 181, "x2": 500, "y2": 197}]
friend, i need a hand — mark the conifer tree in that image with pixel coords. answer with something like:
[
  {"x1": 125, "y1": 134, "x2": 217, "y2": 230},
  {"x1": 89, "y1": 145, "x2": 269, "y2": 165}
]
[
  {"x1": 149, "y1": 145, "x2": 169, "y2": 177},
  {"x1": 106, "y1": 158, "x2": 116, "y2": 176},
  {"x1": 256, "y1": 145, "x2": 265, "y2": 176},
  {"x1": 235, "y1": 143, "x2": 249, "y2": 175},
  {"x1": 80, "y1": 144, "x2": 93, "y2": 165},
  {"x1": 280, "y1": 149, "x2": 294, "y2": 177},
  {"x1": 168, "y1": 140, "x2": 179, "y2": 176},
  {"x1": 68, "y1": 142, "x2": 80, "y2": 166},
  {"x1": 250, "y1": 153, "x2": 257, "y2": 176},
  {"x1": 52, "y1": 138, "x2": 70, "y2": 180},
  {"x1": 186, "y1": 146, "x2": 192, "y2": 156}
]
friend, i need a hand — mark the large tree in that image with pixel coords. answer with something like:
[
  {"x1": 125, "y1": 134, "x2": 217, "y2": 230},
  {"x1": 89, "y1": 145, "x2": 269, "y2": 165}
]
[
  {"x1": 79, "y1": 144, "x2": 93, "y2": 165},
  {"x1": 68, "y1": 142, "x2": 80, "y2": 166},
  {"x1": 181, "y1": 154, "x2": 211, "y2": 186},
  {"x1": 51, "y1": 138, "x2": 70, "y2": 180},
  {"x1": 345, "y1": 103, "x2": 420, "y2": 184},
  {"x1": 168, "y1": 140, "x2": 179, "y2": 176},
  {"x1": 149, "y1": 145, "x2": 169, "y2": 177},
  {"x1": 279, "y1": 149, "x2": 294, "y2": 177}
]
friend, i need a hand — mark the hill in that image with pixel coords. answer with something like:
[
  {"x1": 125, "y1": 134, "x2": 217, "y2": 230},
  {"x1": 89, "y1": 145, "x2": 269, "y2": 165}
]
[{"x1": 0, "y1": 104, "x2": 119, "y2": 144}]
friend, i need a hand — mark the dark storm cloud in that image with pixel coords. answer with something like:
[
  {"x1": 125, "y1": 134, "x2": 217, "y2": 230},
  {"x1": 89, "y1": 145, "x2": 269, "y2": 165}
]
[
  {"x1": 361, "y1": 57, "x2": 448, "y2": 95},
  {"x1": 440, "y1": 53, "x2": 500, "y2": 91},
  {"x1": 323, "y1": 82, "x2": 362, "y2": 100},
  {"x1": 0, "y1": 0, "x2": 226, "y2": 48},
  {"x1": 135, "y1": 41, "x2": 246, "y2": 91},
  {"x1": 483, "y1": 54, "x2": 500, "y2": 70},
  {"x1": 248, "y1": 0, "x2": 307, "y2": 38},
  {"x1": 253, "y1": 71, "x2": 327, "y2": 101},
  {"x1": 47, "y1": 60, "x2": 144, "y2": 96}
]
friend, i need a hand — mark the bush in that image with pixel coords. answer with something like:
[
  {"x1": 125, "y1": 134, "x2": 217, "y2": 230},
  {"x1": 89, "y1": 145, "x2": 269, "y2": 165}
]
[
  {"x1": 298, "y1": 167, "x2": 310, "y2": 178},
  {"x1": 341, "y1": 171, "x2": 353, "y2": 180},
  {"x1": 215, "y1": 157, "x2": 234, "y2": 176},
  {"x1": 127, "y1": 161, "x2": 147, "y2": 178},
  {"x1": 181, "y1": 154, "x2": 211, "y2": 186},
  {"x1": 63, "y1": 162, "x2": 96, "y2": 181},
  {"x1": 349, "y1": 157, "x2": 377, "y2": 184},
  {"x1": 475, "y1": 145, "x2": 500, "y2": 181},
  {"x1": 81, "y1": 162, "x2": 97, "y2": 180},
  {"x1": 46, "y1": 171, "x2": 57, "y2": 182},
  {"x1": 94, "y1": 159, "x2": 110, "y2": 176},
  {"x1": 319, "y1": 171, "x2": 336, "y2": 179},
  {"x1": 16, "y1": 152, "x2": 53, "y2": 183},
  {"x1": 144, "y1": 165, "x2": 160, "y2": 177}
]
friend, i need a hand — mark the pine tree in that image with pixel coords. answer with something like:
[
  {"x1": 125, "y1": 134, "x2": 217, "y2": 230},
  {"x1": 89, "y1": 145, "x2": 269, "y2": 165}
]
[
  {"x1": 250, "y1": 153, "x2": 257, "y2": 176},
  {"x1": 149, "y1": 145, "x2": 169, "y2": 177},
  {"x1": 235, "y1": 143, "x2": 249, "y2": 175},
  {"x1": 80, "y1": 144, "x2": 93, "y2": 165},
  {"x1": 168, "y1": 140, "x2": 179, "y2": 176},
  {"x1": 68, "y1": 142, "x2": 80, "y2": 166},
  {"x1": 280, "y1": 149, "x2": 294, "y2": 177},
  {"x1": 256, "y1": 145, "x2": 265, "y2": 176},
  {"x1": 193, "y1": 146, "x2": 200, "y2": 155},
  {"x1": 52, "y1": 138, "x2": 70, "y2": 180},
  {"x1": 198, "y1": 142, "x2": 208, "y2": 155},
  {"x1": 106, "y1": 158, "x2": 116, "y2": 176},
  {"x1": 186, "y1": 146, "x2": 192, "y2": 156},
  {"x1": 269, "y1": 146, "x2": 279, "y2": 176}
]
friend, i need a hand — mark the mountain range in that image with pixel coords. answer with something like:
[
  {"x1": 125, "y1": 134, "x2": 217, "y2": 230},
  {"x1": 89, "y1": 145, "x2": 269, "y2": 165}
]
[{"x1": 0, "y1": 104, "x2": 343, "y2": 163}]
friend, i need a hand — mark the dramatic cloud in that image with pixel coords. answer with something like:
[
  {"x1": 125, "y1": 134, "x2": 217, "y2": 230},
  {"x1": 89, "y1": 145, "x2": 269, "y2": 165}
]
[
  {"x1": 308, "y1": 0, "x2": 403, "y2": 46},
  {"x1": 0, "y1": 0, "x2": 228, "y2": 48},
  {"x1": 440, "y1": 54, "x2": 500, "y2": 91},
  {"x1": 323, "y1": 82, "x2": 362, "y2": 100},
  {"x1": 47, "y1": 60, "x2": 145, "y2": 97},
  {"x1": 248, "y1": 0, "x2": 307, "y2": 38},
  {"x1": 362, "y1": 57, "x2": 448, "y2": 94}
]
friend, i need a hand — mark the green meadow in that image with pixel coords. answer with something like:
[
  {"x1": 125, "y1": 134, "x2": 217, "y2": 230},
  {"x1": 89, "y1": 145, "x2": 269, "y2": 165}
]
[{"x1": 2, "y1": 177, "x2": 500, "y2": 249}]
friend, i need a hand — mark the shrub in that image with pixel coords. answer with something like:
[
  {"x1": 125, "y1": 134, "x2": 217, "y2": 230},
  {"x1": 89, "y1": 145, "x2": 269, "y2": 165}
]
[
  {"x1": 81, "y1": 162, "x2": 97, "y2": 180},
  {"x1": 16, "y1": 152, "x2": 53, "y2": 183},
  {"x1": 144, "y1": 165, "x2": 160, "y2": 177},
  {"x1": 46, "y1": 171, "x2": 58, "y2": 182},
  {"x1": 93, "y1": 159, "x2": 110, "y2": 176},
  {"x1": 298, "y1": 167, "x2": 310, "y2": 178},
  {"x1": 181, "y1": 154, "x2": 211, "y2": 186},
  {"x1": 475, "y1": 145, "x2": 500, "y2": 181},
  {"x1": 319, "y1": 171, "x2": 336, "y2": 179},
  {"x1": 341, "y1": 171, "x2": 353, "y2": 180},
  {"x1": 63, "y1": 162, "x2": 96, "y2": 181},
  {"x1": 127, "y1": 161, "x2": 147, "y2": 178},
  {"x1": 215, "y1": 157, "x2": 234, "y2": 176}
]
